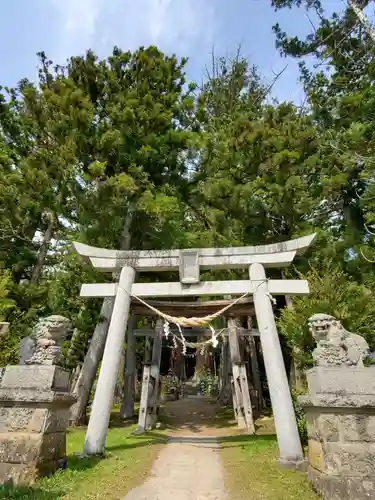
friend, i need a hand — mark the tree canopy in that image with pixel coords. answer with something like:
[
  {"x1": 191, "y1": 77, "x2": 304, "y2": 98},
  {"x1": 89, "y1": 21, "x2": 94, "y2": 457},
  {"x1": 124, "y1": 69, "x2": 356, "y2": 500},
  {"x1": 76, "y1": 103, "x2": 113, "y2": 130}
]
[{"x1": 1, "y1": 3, "x2": 375, "y2": 368}]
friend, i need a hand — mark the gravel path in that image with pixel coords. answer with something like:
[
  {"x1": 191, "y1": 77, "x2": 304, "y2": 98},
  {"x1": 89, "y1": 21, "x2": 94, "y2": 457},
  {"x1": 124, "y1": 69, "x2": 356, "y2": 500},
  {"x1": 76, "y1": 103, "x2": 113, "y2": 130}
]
[
  {"x1": 122, "y1": 397, "x2": 232, "y2": 500},
  {"x1": 122, "y1": 437, "x2": 229, "y2": 500}
]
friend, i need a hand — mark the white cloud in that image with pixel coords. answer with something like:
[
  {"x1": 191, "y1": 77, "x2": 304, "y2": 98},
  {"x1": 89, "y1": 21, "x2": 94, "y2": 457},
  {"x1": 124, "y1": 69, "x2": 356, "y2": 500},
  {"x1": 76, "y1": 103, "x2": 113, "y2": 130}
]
[
  {"x1": 51, "y1": 0, "x2": 107, "y2": 60},
  {"x1": 50, "y1": 0, "x2": 217, "y2": 63}
]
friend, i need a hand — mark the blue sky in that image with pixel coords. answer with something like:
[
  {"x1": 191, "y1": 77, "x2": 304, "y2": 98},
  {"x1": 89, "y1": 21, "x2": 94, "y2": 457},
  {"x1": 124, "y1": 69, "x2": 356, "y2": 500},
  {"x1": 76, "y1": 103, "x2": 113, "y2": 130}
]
[{"x1": 0, "y1": 0, "x2": 347, "y2": 103}]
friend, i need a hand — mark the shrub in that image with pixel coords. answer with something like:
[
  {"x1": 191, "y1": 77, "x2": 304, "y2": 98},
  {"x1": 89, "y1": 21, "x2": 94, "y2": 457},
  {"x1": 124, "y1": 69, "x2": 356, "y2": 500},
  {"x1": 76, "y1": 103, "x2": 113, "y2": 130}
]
[
  {"x1": 278, "y1": 262, "x2": 375, "y2": 369},
  {"x1": 291, "y1": 389, "x2": 308, "y2": 446}
]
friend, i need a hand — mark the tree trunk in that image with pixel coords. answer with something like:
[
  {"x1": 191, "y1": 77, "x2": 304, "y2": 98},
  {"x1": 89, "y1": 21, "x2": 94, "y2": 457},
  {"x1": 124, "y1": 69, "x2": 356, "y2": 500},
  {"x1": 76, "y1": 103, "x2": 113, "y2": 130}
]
[
  {"x1": 120, "y1": 313, "x2": 137, "y2": 419},
  {"x1": 69, "y1": 298, "x2": 114, "y2": 425},
  {"x1": 30, "y1": 210, "x2": 56, "y2": 284},
  {"x1": 69, "y1": 205, "x2": 135, "y2": 425},
  {"x1": 284, "y1": 296, "x2": 305, "y2": 391},
  {"x1": 218, "y1": 336, "x2": 231, "y2": 405},
  {"x1": 247, "y1": 316, "x2": 262, "y2": 414}
]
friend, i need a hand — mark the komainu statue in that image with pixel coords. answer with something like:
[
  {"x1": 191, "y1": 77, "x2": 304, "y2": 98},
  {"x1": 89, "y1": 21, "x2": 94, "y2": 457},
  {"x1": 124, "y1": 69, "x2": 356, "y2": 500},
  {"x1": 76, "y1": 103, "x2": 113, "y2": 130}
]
[
  {"x1": 26, "y1": 315, "x2": 72, "y2": 366},
  {"x1": 308, "y1": 313, "x2": 370, "y2": 367}
]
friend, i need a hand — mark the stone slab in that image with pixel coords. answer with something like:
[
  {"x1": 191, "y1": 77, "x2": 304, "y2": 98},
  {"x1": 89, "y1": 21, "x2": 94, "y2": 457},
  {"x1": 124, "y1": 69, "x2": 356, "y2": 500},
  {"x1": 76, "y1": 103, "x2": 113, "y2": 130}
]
[
  {"x1": 40, "y1": 432, "x2": 66, "y2": 461},
  {"x1": 0, "y1": 388, "x2": 76, "y2": 406},
  {"x1": 0, "y1": 432, "x2": 66, "y2": 467},
  {"x1": 299, "y1": 393, "x2": 375, "y2": 409},
  {"x1": 0, "y1": 433, "x2": 41, "y2": 463},
  {"x1": 0, "y1": 462, "x2": 37, "y2": 486},
  {"x1": 309, "y1": 466, "x2": 375, "y2": 500},
  {"x1": 1, "y1": 365, "x2": 70, "y2": 392},
  {"x1": 0, "y1": 407, "x2": 70, "y2": 434},
  {"x1": 306, "y1": 413, "x2": 339, "y2": 442},
  {"x1": 306, "y1": 366, "x2": 375, "y2": 397},
  {"x1": 339, "y1": 414, "x2": 375, "y2": 442},
  {"x1": 323, "y1": 442, "x2": 375, "y2": 477}
]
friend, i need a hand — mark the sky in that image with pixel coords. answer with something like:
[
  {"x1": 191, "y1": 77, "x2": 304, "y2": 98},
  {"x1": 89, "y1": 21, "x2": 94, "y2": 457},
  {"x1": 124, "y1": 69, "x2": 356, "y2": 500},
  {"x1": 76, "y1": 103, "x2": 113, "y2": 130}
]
[{"x1": 0, "y1": 0, "x2": 348, "y2": 104}]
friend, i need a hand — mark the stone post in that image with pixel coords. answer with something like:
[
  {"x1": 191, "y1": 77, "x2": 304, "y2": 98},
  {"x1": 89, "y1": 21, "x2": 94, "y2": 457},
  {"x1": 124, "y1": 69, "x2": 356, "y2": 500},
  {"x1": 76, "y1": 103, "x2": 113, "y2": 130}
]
[
  {"x1": 84, "y1": 266, "x2": 135, "y2": 455},
  {"x1": 300, "y1": 313, "x2": 375, "y2": 499},
  {"x1": 0, "y1": 316, "x2": 75, "y2": 486},
  {"x1": 250, "y1": 263, "x2": 304, "y2": 465},
  {"x1": 19, "y1": 337, "x2": 36, "y2": 365},
  {"x1": 0, "y1": 322, "x2": 9, "y2": 337}
]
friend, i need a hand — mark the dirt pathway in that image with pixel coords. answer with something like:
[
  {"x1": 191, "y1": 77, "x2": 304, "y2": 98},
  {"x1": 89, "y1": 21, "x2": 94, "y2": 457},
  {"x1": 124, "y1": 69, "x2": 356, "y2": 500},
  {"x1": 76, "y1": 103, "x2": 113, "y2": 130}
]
[
  {"x1": 161, "y1": 396, "x2": 238, "y2": 437},
  {"x1": 122, "y1": 397, "x2": 235, "y2": 500}
]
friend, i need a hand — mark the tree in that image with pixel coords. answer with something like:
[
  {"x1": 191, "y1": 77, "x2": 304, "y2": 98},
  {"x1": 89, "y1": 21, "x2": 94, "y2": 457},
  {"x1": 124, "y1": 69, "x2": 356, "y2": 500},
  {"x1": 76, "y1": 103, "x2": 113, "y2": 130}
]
[
  {"x1": 190, "y1": 54, "x2": 323, "y2": 250},
  {"x1": 62, "y1": 46, "x2": 199, "y2": 424},
  {"x1": 270, "y1": 0, "x2": 375, "y2": 271},
  {"x1": 278, "y1": 262, "x2": 375, "y2": 368}
]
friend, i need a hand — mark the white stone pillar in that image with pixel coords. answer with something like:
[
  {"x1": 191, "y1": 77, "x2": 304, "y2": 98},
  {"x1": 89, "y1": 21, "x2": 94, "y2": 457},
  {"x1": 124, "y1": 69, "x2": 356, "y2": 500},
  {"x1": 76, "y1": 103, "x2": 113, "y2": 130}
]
[
  {"x1": 84, "y1": 266, "x2": 135, "y2": 455},
  {"x1": 250, "y1": 263, "x2": 303, "y2": 464}
]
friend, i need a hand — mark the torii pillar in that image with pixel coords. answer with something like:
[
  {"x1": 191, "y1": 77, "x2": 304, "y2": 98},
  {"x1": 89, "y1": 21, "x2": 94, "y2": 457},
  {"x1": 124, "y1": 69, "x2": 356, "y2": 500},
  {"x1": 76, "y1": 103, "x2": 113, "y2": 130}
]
[
  {"x1": 250, "y1": 263, "x2": 303, "y2": 465},
  {"x1": 84, "y1": 266, "x2": 135, "y2": 455}
]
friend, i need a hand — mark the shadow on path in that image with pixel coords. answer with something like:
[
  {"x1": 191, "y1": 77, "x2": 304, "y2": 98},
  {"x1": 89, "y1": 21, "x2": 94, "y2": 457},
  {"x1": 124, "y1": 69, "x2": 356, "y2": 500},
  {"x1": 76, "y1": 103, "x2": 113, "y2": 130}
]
[{"x1": 160, "y1": 396, "x2": 240, "y2": 437}]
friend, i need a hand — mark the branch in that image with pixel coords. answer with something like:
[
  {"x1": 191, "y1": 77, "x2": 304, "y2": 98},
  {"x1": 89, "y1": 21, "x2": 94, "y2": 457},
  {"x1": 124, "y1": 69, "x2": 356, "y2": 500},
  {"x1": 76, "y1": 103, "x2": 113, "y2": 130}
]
[
  {"x1": 263, "y1": 64, "x2": 288, "y2": 99},
  {"x1": 365, "y1": 222, "x2": 375, "y2": 235},
  {"x1": 348, "y1": 0, "x2": 375, "y2": 42},
  {"x1": 360, "y1": 247, "x2": 375, "y2": 263}
]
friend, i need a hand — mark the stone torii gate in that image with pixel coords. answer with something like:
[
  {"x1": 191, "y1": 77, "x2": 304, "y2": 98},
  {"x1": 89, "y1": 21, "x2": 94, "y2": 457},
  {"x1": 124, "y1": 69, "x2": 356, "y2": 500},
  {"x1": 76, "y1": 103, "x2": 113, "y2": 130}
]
[{"x1": 74, "y1": 234, "x2": 316, "y2": 466}]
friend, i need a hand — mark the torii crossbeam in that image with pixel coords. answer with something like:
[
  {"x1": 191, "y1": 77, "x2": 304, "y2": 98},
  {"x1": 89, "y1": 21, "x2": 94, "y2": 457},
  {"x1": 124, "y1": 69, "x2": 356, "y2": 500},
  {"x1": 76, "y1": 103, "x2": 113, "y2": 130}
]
[{"x1": 75, "y1": 234, "x2": 316, "y2": 465}]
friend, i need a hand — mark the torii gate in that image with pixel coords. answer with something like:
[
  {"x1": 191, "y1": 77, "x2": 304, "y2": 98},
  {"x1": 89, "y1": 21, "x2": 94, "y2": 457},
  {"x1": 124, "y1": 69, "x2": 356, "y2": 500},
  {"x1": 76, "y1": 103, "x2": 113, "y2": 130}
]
[{"x1": 74, "y1": 233, "x2": 316, "y2": 466}]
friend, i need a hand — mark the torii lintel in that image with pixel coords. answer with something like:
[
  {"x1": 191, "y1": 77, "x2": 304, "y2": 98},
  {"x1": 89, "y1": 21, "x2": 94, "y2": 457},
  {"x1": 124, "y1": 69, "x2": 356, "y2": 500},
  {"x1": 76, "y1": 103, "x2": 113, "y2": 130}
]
[{"x1": 73, "y1": 233, "x2": 316, "y2": 272}]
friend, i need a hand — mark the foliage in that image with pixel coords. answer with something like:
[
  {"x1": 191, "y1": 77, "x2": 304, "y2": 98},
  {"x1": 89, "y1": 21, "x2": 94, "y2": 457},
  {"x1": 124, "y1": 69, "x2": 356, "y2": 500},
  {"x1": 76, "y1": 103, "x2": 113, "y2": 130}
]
[
  {"x1": 278, "y1": 262, "x2": 375, "y2": 367},
  {"x1": 0, "y1": 45, "x2": 200, "y2": 365},
  {"x1": 2, "y1": 10, "x2": 375, "y2": 373},
  {"x1": 270, "y1": 0, "x2": 375, "y2": 269},
  {"x1": 190, "y1": 54, "x2": 322, "y2": 247},
  {"x1": 0, "y1": 270, "x2": 16, "y2": 321},
  {"x1": 195, "y1": 367, "x2": 219, "y2": 397},
  {"x1": 291, "y1": 389, "x2": 308, "y2": 446}
]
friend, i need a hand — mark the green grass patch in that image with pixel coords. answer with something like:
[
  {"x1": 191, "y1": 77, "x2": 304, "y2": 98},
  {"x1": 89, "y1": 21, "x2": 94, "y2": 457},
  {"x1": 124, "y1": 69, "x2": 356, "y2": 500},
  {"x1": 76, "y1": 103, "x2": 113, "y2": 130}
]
[
  {"x1": 220, "y1": 433, "x2": 318, "y2": 500},
  {"x1": 0, "y1": 425, "x2": 166, "y2": 500}
]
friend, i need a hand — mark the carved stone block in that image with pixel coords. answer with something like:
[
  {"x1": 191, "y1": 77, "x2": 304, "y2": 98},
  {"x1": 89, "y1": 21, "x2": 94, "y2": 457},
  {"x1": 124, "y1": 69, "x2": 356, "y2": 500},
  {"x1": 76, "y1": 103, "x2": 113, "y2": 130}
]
[
  {"x1": 306, "y1": 366, "x2": 375, "y2": 396},
  {"x1": 179, "y1": 251, "x2": 200, "y2": 284},
  {"x1": 0, "y1": 365, "x2": 75, "y2": 486},
  {"x1": 301, "y1": 363, "x2": 375, "y2": 499}
]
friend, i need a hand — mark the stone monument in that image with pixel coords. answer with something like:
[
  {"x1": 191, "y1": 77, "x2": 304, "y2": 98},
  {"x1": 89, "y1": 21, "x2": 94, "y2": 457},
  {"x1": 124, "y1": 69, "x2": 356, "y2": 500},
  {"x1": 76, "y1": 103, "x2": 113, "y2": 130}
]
[
  {"x1": 299, "y1": 313, "x2": 375, "y2": 499},
  {"x1": 0, "y1": 322, "x2": 9, "y2": 337},
  {"x1": 0, "y1": 315, "x2": 76, "y2": 486}
]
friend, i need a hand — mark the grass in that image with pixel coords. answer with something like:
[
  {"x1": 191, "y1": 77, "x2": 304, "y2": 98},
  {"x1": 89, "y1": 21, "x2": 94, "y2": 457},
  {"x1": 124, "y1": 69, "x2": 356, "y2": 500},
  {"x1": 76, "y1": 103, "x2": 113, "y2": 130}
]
[
  {"x1": 0, "y1": 416, "x2": 166, "y2": 500},
  {"x1": 0, "y1": 401, "x2": 318, "y2": 500},
  {"x1": 220, "y1": 417, "x2": 319, "y2": 500}
]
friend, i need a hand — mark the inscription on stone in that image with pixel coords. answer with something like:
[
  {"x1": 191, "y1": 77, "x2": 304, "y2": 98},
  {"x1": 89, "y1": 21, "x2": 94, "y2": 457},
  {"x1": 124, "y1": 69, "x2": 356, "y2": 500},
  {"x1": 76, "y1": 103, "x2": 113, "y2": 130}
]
[{"x1": 179, "y1": 251, "x2": 200, "y2": 284}]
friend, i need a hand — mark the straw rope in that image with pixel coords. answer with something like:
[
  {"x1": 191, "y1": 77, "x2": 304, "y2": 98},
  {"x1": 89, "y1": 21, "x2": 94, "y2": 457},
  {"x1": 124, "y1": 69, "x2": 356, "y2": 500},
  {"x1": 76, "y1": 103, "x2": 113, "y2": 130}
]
[{"x1": 132, "y1": 290, "x2": 251, "y2": 327}]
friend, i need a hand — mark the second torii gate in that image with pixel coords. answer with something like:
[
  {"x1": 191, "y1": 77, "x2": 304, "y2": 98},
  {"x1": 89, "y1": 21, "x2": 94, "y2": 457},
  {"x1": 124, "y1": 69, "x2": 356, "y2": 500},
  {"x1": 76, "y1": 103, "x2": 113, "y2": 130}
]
[{"x1": 74, "y1": 233, "x2": 316, "y2": 466}]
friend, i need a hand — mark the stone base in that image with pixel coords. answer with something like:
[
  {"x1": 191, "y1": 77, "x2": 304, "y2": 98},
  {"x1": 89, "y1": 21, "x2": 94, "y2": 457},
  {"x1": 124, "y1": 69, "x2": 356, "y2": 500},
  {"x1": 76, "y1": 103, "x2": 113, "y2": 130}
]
[
  {"x1": 306, "y1": 366, "x2": 375, "y2": 398},
  {"x1": 301, "y1": 366, "x2": 375, "y2": 500},
  {"x1": 0, "y1": 365, "x2": 75, "y2": 486},
  {"x1": 278, "y1": 457, "x2": 307, "y2": 472},
  {"x1": 145, "y1": 412, "x2": 157, "y2": 430},
  {"x1": 309, "y1": 467, "x2": 375, "y2": 500}
]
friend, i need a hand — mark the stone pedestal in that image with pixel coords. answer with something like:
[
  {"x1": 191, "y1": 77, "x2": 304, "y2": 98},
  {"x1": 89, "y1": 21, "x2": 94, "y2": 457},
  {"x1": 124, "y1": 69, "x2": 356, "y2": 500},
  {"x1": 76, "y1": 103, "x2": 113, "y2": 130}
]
[
  {"x1": 0, "y1": 365, "x2": 76, "y2": 486},
  {"x1": 299, "y1": 366, "x2": 375, "y2": 500}
]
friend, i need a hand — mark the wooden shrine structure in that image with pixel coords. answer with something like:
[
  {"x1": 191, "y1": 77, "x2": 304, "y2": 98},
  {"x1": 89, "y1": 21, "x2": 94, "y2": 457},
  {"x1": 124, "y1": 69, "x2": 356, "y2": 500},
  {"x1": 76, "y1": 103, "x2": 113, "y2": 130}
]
[
  {"x1": 74, "y1": 234, "x2": 316, "y2": 466},
  {"x1": 125, "y1": 297, "x2": 262, "y2": 435}
]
